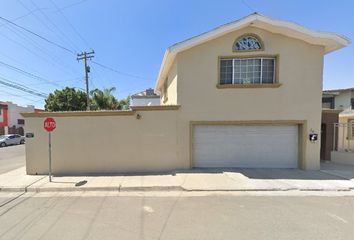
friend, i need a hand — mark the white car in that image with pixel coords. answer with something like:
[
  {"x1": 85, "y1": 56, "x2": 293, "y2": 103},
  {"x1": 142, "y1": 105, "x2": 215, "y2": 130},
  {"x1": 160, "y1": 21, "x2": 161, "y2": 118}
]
[{"x1": 0, "y1": 134, "x2": 25, "y2": 147}]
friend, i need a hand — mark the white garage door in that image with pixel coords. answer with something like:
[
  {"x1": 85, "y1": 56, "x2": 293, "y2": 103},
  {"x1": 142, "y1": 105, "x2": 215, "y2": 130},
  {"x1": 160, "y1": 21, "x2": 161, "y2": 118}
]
[{"x1": 193, "y1": 125, "x2": 298, "y2": 168}]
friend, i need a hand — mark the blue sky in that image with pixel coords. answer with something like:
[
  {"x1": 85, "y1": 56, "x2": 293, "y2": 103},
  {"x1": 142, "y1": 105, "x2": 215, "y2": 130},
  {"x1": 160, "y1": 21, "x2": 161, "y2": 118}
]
[{"x1": 0, "y1": 0, "x2": 353, "y2": 108}]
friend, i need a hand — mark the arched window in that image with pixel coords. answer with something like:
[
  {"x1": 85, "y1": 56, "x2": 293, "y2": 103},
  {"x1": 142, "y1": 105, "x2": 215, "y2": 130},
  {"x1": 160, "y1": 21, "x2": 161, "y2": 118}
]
[{"x1": 233, "y1": 34, "x2": 263, "y2": 51}]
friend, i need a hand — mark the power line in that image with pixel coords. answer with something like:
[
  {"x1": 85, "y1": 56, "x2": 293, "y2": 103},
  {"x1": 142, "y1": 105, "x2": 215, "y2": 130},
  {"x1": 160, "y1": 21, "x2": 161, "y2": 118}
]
[
  {"x1": 0, "y1": 89, "x2": 42, "y2": 102},
  {"x1": 92, "y1": 61, "x2": 151, "y2": 81},
  {"x1": 49, "y1": 0, "x2": 92, "y2": 49},
  {"x1": 0, "y1": 18, "x2": 81, "y2": 76},
  {"x1": 0, "y1": 8, "x2": 47, "y2": 28},
  {"x1": 0, "y1": 60, "x2": 62, "y2": 87},
  {"x1": 58, "y1": 0, "x2": 89, "y2": 11},
  {"x1": 0, "y1": 74, "x2": 48, "y2": 96},
  {"x1": 0, "y1": 48, "x2": 48, "y2": 77},
  {"x1": 28, "y1": 0, "x2": 81, "y2": 52},
  {"x1": 241, "y1": 0, "x2": 255, "y2": 12},
  {"x1": 0, "y1": 76, "x2": 48, "y2": 98},
  {"x1": 17, "y1": 0, "x2": 78, "y2": 54},
  {"x1": 0, "y1": 28, "x2": 78, "y2": 76},
  {"x1": 0, "y1": 15, "x2": 75, "y2": 54}
]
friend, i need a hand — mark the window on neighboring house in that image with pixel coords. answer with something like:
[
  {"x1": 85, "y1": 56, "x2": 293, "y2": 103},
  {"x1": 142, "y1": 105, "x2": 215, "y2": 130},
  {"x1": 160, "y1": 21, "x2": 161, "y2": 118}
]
[
  {"x1": 322, "y1": 97, "x2": 335, "y2": 109},
  {"x1": 220, "y1": 57, "x2": 276, "y2": 85},
  {"x1": 351, "y1": 98, "x2": 354, "y2": 110},
  {"x1": 17, "y1": 119, "x2": 25, "y2": 125}
]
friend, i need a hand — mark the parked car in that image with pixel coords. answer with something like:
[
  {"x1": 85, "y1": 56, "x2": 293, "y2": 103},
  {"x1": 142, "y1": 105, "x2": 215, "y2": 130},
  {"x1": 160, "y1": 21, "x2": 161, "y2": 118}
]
[{"x1": 0, "y1": 134, "x2": 25, "y2": 147}]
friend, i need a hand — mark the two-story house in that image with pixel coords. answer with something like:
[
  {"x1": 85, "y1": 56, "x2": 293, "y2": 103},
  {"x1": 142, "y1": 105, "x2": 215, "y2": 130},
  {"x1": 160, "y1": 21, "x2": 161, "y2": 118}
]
[
  {"x1": 22, "y1": 13, "x2": 350, "y2": 175},
  {"x1": 156, "y1": 13, "x2": 349, "y2": 170}
]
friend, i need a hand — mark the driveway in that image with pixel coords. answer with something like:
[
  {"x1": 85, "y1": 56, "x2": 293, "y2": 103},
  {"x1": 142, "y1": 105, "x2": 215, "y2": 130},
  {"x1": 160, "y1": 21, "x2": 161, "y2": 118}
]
[{"x1": 0, "y1": 145, "x2": 25, "y2": 174}]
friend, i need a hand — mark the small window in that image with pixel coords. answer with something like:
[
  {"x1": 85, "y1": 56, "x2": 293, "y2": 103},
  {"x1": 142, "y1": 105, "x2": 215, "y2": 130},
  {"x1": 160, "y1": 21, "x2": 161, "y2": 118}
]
[
  {"x1": 220, "y1": 57, "x2": 276, "y2": 85},
  {"x1": 351, "y1": 98, "x2": 354, "y2": 110},
  {"x1": 18, "y1": 119, "x2": 25, "y2": 125},
  {"x1": 234, "y1": 35, "x2": 262, "y2": 51}
]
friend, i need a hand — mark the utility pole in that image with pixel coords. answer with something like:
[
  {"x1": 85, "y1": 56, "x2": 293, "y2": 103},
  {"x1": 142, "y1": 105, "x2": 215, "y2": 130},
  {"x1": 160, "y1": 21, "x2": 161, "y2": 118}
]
[{"x1": 77, "y1": 50, "x2": 95, "y2": 111}]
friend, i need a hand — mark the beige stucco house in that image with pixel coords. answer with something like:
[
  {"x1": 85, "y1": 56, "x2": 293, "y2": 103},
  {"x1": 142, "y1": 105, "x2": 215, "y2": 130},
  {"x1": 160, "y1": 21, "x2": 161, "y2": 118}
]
[{"x1": 22, "y1": 13, "x2": 350, "y2": 175}]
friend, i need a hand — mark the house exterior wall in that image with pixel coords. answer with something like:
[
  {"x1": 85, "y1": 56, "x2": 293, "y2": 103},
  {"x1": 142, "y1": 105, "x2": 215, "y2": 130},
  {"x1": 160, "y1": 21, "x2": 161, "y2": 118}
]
[
  {"x1": 24, "y1": 110, "x2": 180, "y2": 175},
  {"x1": 130, "y1": 97, "x2": 160, "y2": 106},
  {"x1": 161, "y1": 61, "x2": 178, "y2": 105},
  {"x1": 334, "y1": 91, "x2": 352, "y2": 110},
  {"x1": 172, "y1": 26, "x2": 324, "y2": 170},
  {"x1": 6, "y1": 102, "x2": 34, "y2": 127}
]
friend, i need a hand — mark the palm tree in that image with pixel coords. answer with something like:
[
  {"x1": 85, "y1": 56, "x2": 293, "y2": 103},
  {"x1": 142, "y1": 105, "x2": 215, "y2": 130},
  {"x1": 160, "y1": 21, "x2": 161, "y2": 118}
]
[{"x1": 90, "y1": 87, "x2": 118, "y2": 110}]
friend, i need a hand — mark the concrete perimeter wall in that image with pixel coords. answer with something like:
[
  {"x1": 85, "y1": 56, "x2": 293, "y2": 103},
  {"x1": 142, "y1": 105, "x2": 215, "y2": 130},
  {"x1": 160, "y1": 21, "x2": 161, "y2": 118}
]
[
  {"x1": 331, "y1": 151, "x2": 354, "y2": 166},
  {"x1": 23, "y1": 107, "x2": 182, "y2": 175}
]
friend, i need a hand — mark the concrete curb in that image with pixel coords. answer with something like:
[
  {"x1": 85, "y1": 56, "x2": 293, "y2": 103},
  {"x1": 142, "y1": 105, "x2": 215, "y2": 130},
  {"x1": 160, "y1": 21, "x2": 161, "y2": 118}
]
[
  {"x1": 1, "y1": 185, "x2": 354, "y2": 193},
  {"x1": 0, "y1": 187, "x2": 26, "y2": 192},
  {"x1": 24, "y1": 186, "x2": 185, "y2": 193}
]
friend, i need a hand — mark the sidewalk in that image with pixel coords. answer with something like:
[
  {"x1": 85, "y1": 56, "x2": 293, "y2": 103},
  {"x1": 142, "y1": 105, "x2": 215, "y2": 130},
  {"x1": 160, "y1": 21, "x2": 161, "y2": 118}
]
[
  {"x1": 321, "y1": 161, "x2": 354, "y2": 180},
  {"x1": 1, "y1": 166, "x2": 354, "y2": 192}
]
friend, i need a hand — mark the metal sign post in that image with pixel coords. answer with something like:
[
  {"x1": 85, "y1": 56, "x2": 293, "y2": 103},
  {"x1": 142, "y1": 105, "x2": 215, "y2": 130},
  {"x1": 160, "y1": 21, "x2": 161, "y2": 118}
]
[
  {"x1": 48, "y1": 132, "x2": 52, "y2": 182},
  {"x1": 44, "y1": 117, "x2": 56, "y2": 182}
]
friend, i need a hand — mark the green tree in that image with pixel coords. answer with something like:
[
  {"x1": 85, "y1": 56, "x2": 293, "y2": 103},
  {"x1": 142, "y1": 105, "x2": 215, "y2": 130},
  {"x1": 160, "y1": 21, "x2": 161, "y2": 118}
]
[
  {"x1": 45, "y1": 87, "x2": 87, "y2": 111},
  {"x1": 90, "y1": 87, "x2": 118, "y2": 110},
  {"x1": 118, "y1": 96, "x2": 130, "y2": 110}
]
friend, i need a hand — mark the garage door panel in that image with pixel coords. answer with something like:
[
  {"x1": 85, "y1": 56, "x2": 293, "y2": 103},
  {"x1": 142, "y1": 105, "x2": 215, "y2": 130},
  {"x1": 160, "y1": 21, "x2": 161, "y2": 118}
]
[{"x1": 193, "y1": 125, "x2": 298, "y2": 168}]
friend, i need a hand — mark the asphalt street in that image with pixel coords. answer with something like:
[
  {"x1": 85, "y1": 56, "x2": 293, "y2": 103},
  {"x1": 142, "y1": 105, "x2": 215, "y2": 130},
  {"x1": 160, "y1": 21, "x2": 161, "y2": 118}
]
[
  {"x1": 1, "y1": 145, "x2": 354, "y2": 240},
  {"x1": 0, "y1": 144, "x2": 25, "y2": 174},
  {"x1": 0, "y1": 191, "x2": 354, "y2": 240}
]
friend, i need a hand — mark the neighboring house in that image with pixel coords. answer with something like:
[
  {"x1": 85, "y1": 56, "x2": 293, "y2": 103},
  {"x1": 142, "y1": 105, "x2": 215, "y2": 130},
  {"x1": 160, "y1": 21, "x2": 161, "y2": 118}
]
[
  {"x1": 322, "y1": 88, "x2": 354, "y2": 111},
  {"x1": 22, "y1": 13, "x2": 350, "y2": 175},
  {"x1": 322, "y1": 88, "x2": 354, "y2": 163},
  {"x1": 0, "y1": 102, "x2": 8, "y2": 129},
  {"x1": 131, "y1": 88, "x2": 160, "y2": 106},
  {"x1": 0, "y1": 102, "x2": 40, "y2": 135}
]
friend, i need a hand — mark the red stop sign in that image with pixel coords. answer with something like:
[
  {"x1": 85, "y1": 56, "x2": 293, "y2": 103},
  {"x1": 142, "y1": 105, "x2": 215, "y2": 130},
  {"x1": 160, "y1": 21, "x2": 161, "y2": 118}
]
[{"x1": 44, "y1": 117, "x2": 56, "y2": 132}]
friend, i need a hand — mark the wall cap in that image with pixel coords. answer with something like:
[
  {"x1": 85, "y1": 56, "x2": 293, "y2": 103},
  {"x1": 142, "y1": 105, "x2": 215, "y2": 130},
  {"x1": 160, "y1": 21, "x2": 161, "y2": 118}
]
[
  {"x1": 131, "y1": 105, "x2": 180, "y2": 111},
  {"x1": 21, "y1": 110, "x2": 135, "y2": 118},
  {"x1": 21, "y1": 105, "x2": 181, "y2": 118}
]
